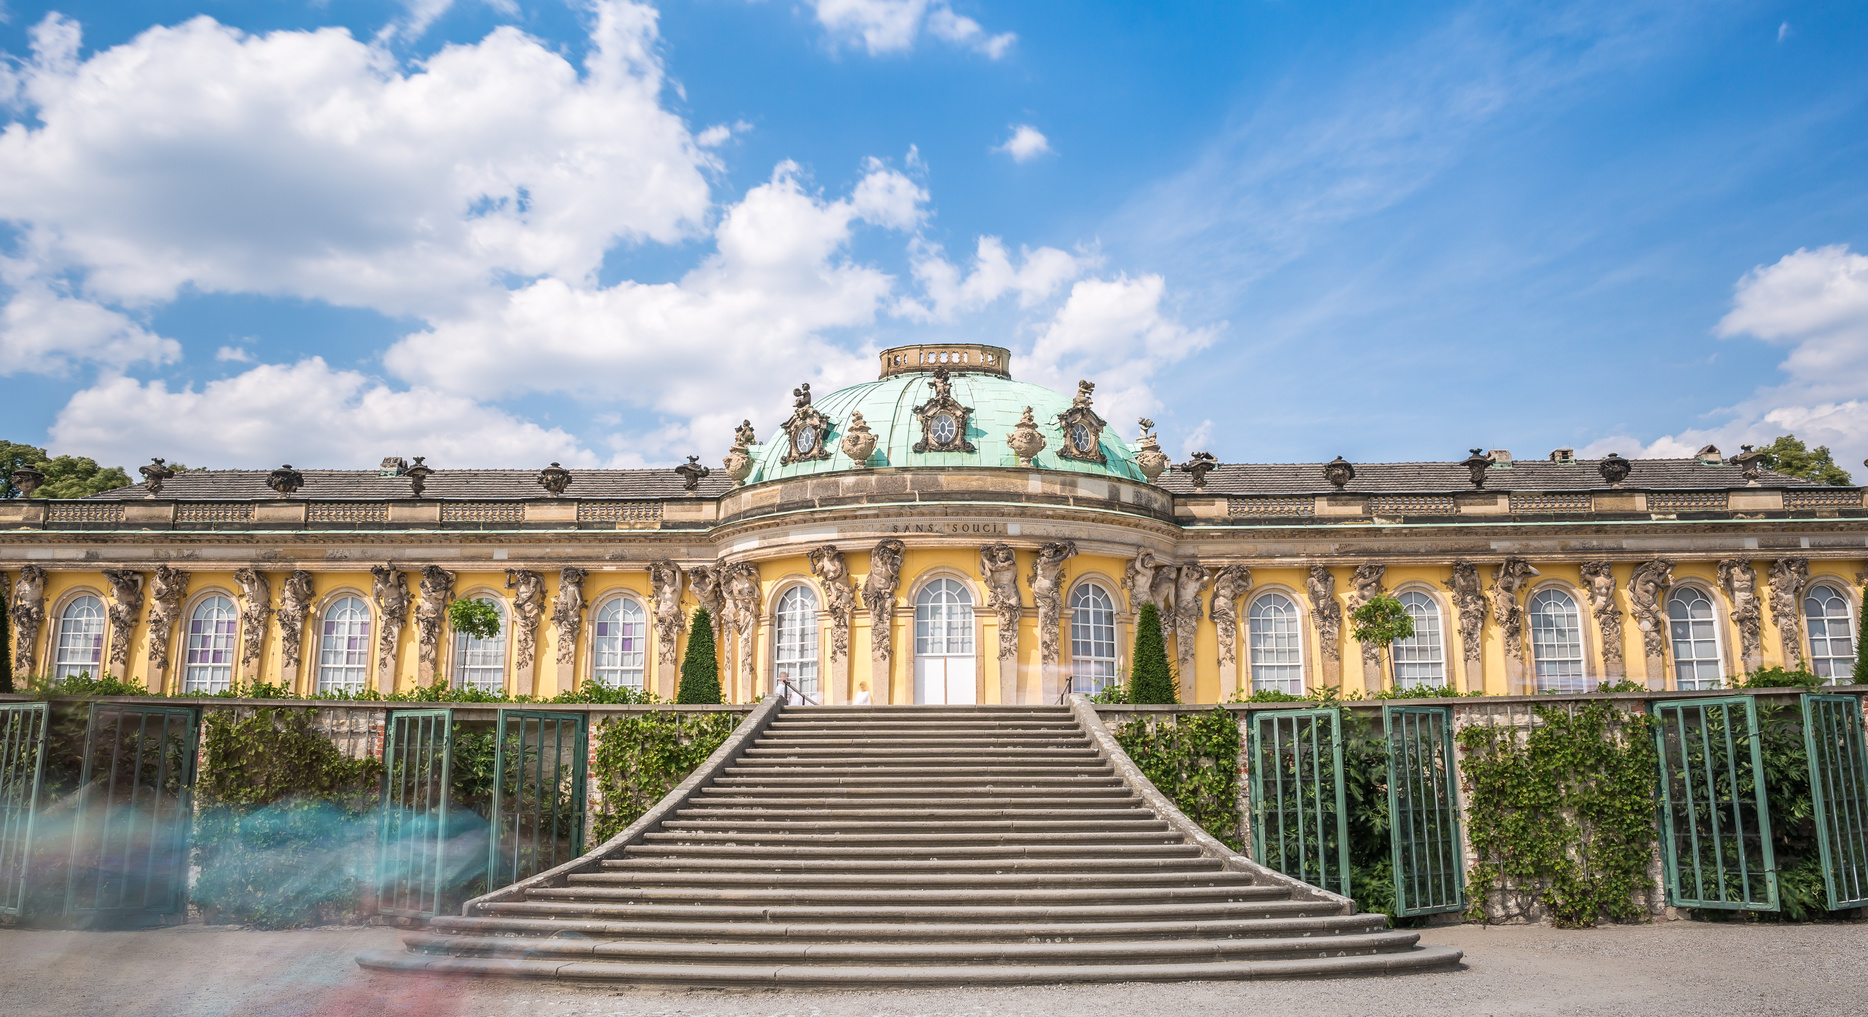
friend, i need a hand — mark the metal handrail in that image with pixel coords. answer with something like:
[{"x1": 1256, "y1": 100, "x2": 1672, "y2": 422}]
[{"x1": 775, "y1": 676, "x2": 819, "y2": 706}]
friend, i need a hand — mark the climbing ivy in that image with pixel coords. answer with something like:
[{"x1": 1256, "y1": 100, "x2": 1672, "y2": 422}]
[
  {"x1": 192, "y1": 708, "x2": 384, "y2": 928},
  {"x1": 1113, "y1": 707, "x2": 1241, "y2": 850},
  {"x1": 1458, "y1": 700, "x2": 1657, "y2": 927},
  {"x1": 589, "y1": 710, "x2": 739, "y2": 842}
]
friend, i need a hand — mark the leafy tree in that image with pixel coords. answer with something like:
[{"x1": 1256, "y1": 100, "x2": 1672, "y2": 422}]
[
  {"x1": 1351, "y1": 592, "x2": 1415, "y2": 688},
  {"x1": 1128, "y1": 602, "x2": 1177, "y2": 704},
  {"x1": 1757, "y1": 434, "x2": 1853, "y2": 486},
  {"x1": 676, "y1": 607, "x2": 721, "y2": 704},
  {"x1": 448, "y1": 598, "x2": 501, "y2": 640},
  {"x1": 0, "y1": 439, "x2": 133, "y2": 498}
]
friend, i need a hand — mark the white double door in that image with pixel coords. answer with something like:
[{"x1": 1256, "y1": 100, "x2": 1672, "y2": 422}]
[{"x1": 914, "y1": 654, "x2": 976, "y2": 705}]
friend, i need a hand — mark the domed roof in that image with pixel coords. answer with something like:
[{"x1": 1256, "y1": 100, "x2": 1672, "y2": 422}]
[{"x1": 748, "y1": 344, "x2": 1146, "y2": 484}]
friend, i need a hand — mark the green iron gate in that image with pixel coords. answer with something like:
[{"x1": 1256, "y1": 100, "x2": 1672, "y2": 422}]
[
  {"x1": 64, "y1": 704, "x2": 199, "y2": 923},
  {"x1": 377, "y1": 709, "x2": 452, "y2": 918},
  {"x1": 1652, "y1": 696, "x2": 1777, "y2": 910},
  {"x1": 0, "y1": 702, "x2": 50, "y2": 916},
  {"x1": 1384, "y1": 705, "x2": 1464, "y2": 916},
  {"x1": 488, "y1": 710, "x2": 589, "y2": 887},
  {"x1": 1803, "y1": 693, "x2": 1868, "y2": 911},
  {"x1": 1249, "y1": 708, "x2": 1349, "y2": 898}
]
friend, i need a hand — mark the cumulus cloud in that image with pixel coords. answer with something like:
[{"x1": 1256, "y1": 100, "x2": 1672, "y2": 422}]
[
  {"x1": 995, "y1": 124, "x2": 1052, "y2": 162},
  {"x1": 1586, "y1": 245, "x2": 1868, "y2": 476},
  {"x1": 1024, "y1": 274, "x2": 1221, "y2": 430},
  {"x1": 0, "y1": 279, "x2": 179, "y2": 375},
  {"x1": 384, "y1": 161, "x2": 926, "y2": 456},
  {"x1": 0, "y1": 4, "x2": 710, "y2": 316},
  {"x1": 377, "y1": 0, "x2": 520, "y2": 45},
  {"x1": 51, "y1": 358, "x2": 590, "y2": 469},
  {"x1": 907, "y1": 236, "x2": 1081, "y2": 319},
  {"x1": 809, "y1": 0, "x2": 1014, "y2": 58}
]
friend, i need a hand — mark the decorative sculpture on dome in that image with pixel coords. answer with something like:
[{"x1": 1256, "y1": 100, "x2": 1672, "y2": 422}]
[
  {"x1": 1133, "y1": 419, "x2": 1169, "y2": 483},
  {"x1": 840, "y1": 411, "x2": 879, "y2": 465},
  {"x1": 1054, "y1": 380, "x2": 1108, "y2": 465},
  {"x1": 724, "y1": 420, "x2": 757, "y2": 486},
  {"x1": 912, "y1": 367, "x2": 977, "y2": 454},
  {"x1": 1005, "y1": 407, "x2": 1046, "y2": 466},
  {"x1": 780, "y1": 382, "x2": 833, "y2": 465}
]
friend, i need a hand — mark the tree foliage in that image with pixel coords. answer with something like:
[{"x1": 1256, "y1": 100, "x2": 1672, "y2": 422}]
[
  {"x1": 676, "y1": 607, "x2": 721, "y2": 704},
  {"x1": 1351, "y1": 593, "x2": 1414, "y2": 648},
  {"x1": 1757, "y1": 434, "x2": 1853, "y2": 486},
  {"x1": 0, "y1": 439, "x2": 133, "y2": 499},
  {"x1": 1127, "y1": 602, "x2": 1176, "y2": 704},
  {"x1": 448, "y1": 597, "x2": 501, "y2": 640}
]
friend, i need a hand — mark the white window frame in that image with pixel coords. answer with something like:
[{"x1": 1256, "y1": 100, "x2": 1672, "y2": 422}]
[
  {"x1": 53, "y1": 593, "x2": 106, "y2": 681},
  {"x1": 591, "y1": 595, "x2": 649, "y2": 689},
  {"x1": 317, "y1": 595, "x2": 372, "y2": 694},
  {"x1": 1067, "y1": 582, "x2": 1119, "y2": 695},
  {"x1": 1528, "y1": 588, "x2": 1586, "y2": 693},
  {"x1": 773, "y1": 584, "x2": 820, "y2": 701},
  {"x1": 1668, "y1": 586, "x2": 1724, "y2": 691},
  {"x1": 182, "y1": 594, "x2": 239, "y2": 694},
  {"x1": 1805, "y1": 583, "x2": 1858, "y2": 683},
  {"x1": 451, "y1": 594, "x2": 509, "y2": 693},
  {"x1": 1391, "y1": 590, "x2": 1447, "y2": 689},
  {"x1": 914, "y1": 578, "x2": 975, "y2": 657},
  {"x1": 1248, "y1": 592, "x2": 1305, "y2": 695}
]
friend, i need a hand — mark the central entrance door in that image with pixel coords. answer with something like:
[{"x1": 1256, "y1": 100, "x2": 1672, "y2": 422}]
[{"x1": 914, "y1": 578, "x2": 977, "y2": 705}]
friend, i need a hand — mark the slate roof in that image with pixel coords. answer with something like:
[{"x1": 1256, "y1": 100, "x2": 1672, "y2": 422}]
[
  {"x1": 1151, "y1": 458, "x2": 1838, "y2": 496},
  {"x1": 75, "y1": 456, "x2": 1847, "y2": 502},
  {"x1": 85, "y1": 468, "x2": 732, "y2": 501}
]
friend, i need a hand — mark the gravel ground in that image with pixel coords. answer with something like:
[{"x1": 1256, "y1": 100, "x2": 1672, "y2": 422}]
[{"x1": 0, "y1": 920, "x2": 1861, "y2": 1017}]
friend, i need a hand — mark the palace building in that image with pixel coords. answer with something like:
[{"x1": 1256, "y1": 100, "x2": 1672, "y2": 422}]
[{"x1": 3, "y1": 343, "x2": 1863, "y2": 704}]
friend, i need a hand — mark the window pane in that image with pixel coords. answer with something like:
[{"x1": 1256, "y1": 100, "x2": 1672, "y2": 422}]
[
  {"x1": 1804, "y1": 584, "x2": 1856, "y2": 682},
  {"x1": 593, "y1": 597, "x2": 647, "y2": 689},
  {"x1": 183, "y1": 595, "x2": 238, "y2": 694},
  {"x1": 1248, "y1": 593, "x2": 1303, "y2": 694},
  {"x1": 317, "y1": 596, "x2": 371, "y2": 694},
  {"x1": 1391, "y1": 591, "x2": 1446, "y2": 689},
  {"x1": 1668, "y1": 587, "x2": 1724, "y2": 690},
  {"x1": 1529, "y1": 589, "x2": 1585, "y2": 693},
  {"x1": 451, "y1": 596, "x2": 507, "y2": 693},
  {"x1": 775, "y1": 586, "x2": 820, "y2": 698},
  {"x1": 54, "y1": 595, "x2": 105, "y2": 680},
  {"x1": 914, "y1": 578, "x2": 974, "y2": 657},
  {"x1": 1068, "y1": 583, "x2": 1117, "y2": 695}
]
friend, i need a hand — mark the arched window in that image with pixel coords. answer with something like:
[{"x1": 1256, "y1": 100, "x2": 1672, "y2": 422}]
[
  {"x1": 774, "y1": 585, "x2": 820, "y2": 701},
  {"x1": 1668, "y1": 587, "x2": 1723, "y2": 690},
  {"x1": 1068, "y1": 583, "x2": 1118, "y2": 695},
  {"x1": 317, "y1": 596, "x2": 371, "y2": 694},
  {"x1": 1805, "y1": 584, "x2": 1857, "y2": 682},
  {"x1": 592, "y1": 597, "x2": 648, "y2": 689},
  {"x1": 452, "y1": 596, "x2": 507, "y2": 693},
  {"x1": 182, "y1": 595, "x2": 237, "y2": 694},
  {"x1": 53, "y1": 594, "x2": 105, "y2": 680},
  {"x1": 1248, "y1": 593, "x2": 1304, "y2": 694},
  {"x1": 1528, "y1": 589, "x2": 1585, "y2": 693},
  {"x1": 1391, "y1": 591, "x2": 1446, "y2": 689},
  {"x1": 914, "y1": 578, "x2": 975, "y2": 705}
]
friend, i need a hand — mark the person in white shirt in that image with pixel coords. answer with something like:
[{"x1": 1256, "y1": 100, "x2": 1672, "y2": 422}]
[{"x1": 852, "y1": 681, "x2": 872, "y2": 706}]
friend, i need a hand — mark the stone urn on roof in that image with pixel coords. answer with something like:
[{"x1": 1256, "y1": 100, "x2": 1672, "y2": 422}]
[
  {"x1": 1133, "y1": 419, "x2": 1170, "y2": 483},
  {"x1": 1005, "y1": 406, "x2": 1047, "y2": 467}
]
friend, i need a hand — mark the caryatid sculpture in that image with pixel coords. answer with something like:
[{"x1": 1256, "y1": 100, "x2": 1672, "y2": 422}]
[
  {"x1": 506, "y1": 569, "x2": 545, "y2": 694},
  {"x1": 1348, "y1": 563, "x2": 1386, "y2": 690},
  {"x1": 1578, "y1": 562, "x2": 1624, "y2": 677},
  {"x1": 1717, "y1": 559, "x2": 1762, "y2": 669},
  {"x1": 371, "y1": 565, "x2": 409, "y2": 692},
  {"x1": 551, "y1": 567, "x2": 589, "y2": 689},
  {"x1": 1443, "y1": 562, "x2": 1486, "y2": 688},
  {"x1": 648, "y1": 560, "x2": 685, "y2": 693},
  {"x1": 103, "y1": 569, "x2": 145, "y2": 673},
  {"x1": 1768, "y1": 557, "x2": 1810, "y2": 666},
  {"x1": 1029, "y1": 541, "x2": 1078, "y2": 700},
  {"x1": 277, "y1": 570, "x2": 316, "y2": 688},
  {"x1": 720, "y1": 561, "x2": 763, "y2": 701},
  {"x1": 809, "y1": 545, "x2": 857, "y2": 702},
  {"x1": 979, "y1": 543, "x2": 1023, "y2": 702},
  {"x1": 144, "y1": 565, "x2": 189, "y2": 689},
  {"x1": 1173, "y1": 562, "x2": 1210, "y2": 700},
  {"x1": 9, "y1": 565, "x2": 46, "y2": 678},
  {"x1": 415, "y1": 565, "x2": 455, "y2": 681},
  {"x1": 1626, "y1": 559, "x2": 1675, "y2": 683},
  {"x1": 861, "y1": 539, "x2": 907, "y2": 701},
  {"x1": 234, "y1": 566, "x2": 274, "y2": 682},
  {"x1": 1491, "y1": 558, "x2": 1540, "y2": 691},
  {"x1": 1209, "y1": 564, "x2": 1252, "y2": 699}
]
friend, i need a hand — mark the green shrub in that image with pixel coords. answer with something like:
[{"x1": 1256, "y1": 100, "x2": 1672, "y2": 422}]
[
  {"x1": 589, "y1": 711, "x2": 737, "y2": 841},
  {"x1": 676, "y1": 608, "x2": 721, "y2": 705},
  {"x1": 1114, "y1": 707, "x2": 1240, "y2": 849},
  {"x1": 1128, "y1": 603, "x2": 1176, "y2": 705}
]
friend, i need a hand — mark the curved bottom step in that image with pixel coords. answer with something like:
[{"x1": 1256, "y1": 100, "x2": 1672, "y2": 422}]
[{"x1": 356, "y1": 945, "x2": 1465, "y2": 986}]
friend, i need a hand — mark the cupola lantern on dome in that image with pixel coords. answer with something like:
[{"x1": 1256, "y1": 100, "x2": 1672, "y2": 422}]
[{"x1": 877, "y1": 343, "x2": 1011, "y2": 379}]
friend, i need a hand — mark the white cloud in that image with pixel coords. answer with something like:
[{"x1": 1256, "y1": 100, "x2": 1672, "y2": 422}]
[
  {"x1": 995, "y1": 124, "x2": 1052, "y2": 162},
  {"x1": 1590, "y1": 245, "x2": 1868, "y2": 478},
  {"x1": 215, "y1": 345, "x2": 254, "y2": 363},
  {"x1": 0, "y1": 279, "x2": 178, "y2": 375},
  {"x1": 0, "y1": 4, "x2": 711, "y2": 317},
  {"x1": 377, "y1": 0, "x2": 520, "y2": 45},
  {"x1": 809, "y1": 0, "x2": 1014, "y2": 58},
  {"x1": 1024, "y1": 274, "x2": 1220, "y2": 431},
  {"x1": 908, "y1": 236, "x2": 1081, "y2": 319},
  {"x1": 383, "y1": 161, "x2": 925, "y2": 457},
  {"x1": 51, "y1": 358, "x2": 590, "y2": 469},
  {"x1": 696, "y1": 120, "x2": 752, "y2": 148}
]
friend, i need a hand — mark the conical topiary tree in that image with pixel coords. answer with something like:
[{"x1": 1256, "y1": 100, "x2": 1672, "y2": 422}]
[
  {"x1": 676, "y1": 607, "x2": 722, "y2": 704},
  {"x1": 1854, "y1": 585, "x2": 1868, "y2": 686},
  {"x1": 1128, "y1": 602, "x2": 1177, "y2": 704}
]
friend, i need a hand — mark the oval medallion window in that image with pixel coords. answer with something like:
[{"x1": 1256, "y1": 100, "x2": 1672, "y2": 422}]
[
  {"x1": 1071, "y1": 423, "x2": 1095, "y2": 453},
  {"x1": 795, "y1": 428, "x2": 817, "y2": 454},
  {"x1": 931, "y1": 413, "x2": 958, "y2": 444}
]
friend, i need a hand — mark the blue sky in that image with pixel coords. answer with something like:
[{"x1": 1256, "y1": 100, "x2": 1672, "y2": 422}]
[{"x1": 1, "y1": 0, "x2": 1865, "y2": 476}]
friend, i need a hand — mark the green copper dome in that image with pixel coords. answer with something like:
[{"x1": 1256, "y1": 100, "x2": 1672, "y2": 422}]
[{"x1": 748, "y1": 344, "x2": 1146, "y2": 484}]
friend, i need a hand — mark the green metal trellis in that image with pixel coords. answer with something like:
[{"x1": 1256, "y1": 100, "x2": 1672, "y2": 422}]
[
  {"x1": 64, "y1": 704, "x2": 199, "y2": 922},
  {"x1": 377, "y1": 709, "x2": 452, "y2": 919},
  {"x1": 1249, "y1": 708, "x2": 1349, "y2": 899},
  {"x1": 1803, "y1": 693, "x2": 1868, "y2": 911},
  {"x1": 0, "y1": 702, "x2": 49, "y2": 916},
  {"x1": 1651, "y1": 696, "x2": 1776, "y2": 910},
  {"x1": 488, "y1": 710, "x2": 588, "y2": 888},
  {"x1": 1384, "y1": 704, "x2": 1464, "y2": 916}
]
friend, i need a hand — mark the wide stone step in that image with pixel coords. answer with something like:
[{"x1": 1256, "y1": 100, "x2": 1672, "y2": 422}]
[
  {"x1": 424, "y1": 911, "x2": 1391, "y2": 944},
  {"x1": 672, "y1": 807, "x2": 1159, "y2": 822},
  {"x1": 709, "y1": 775, "x2": 1124, "y2": 788},
  {"x1": 397, "y1": 929, "x2": 1421, "y2": 967},
  {"x1": 526, "y1": 884, "x2": 1283, "y2": 906},
  {"x1": 485, "y1": 898, "x2": 1332, "y2": 924},
  {"x1": 642, "y1": 829, "x2": 1179, "y2": 845},
  {"x1": 623, "y1": 843, "x2": 1201, "y2": 860},
  {"x1": 568, "y1": 871, "x2": 1256, "y2": 890},
  {"x1": 657, "y1": 818, "x2": 1172, "y2": 834},
  {"x1": 685, "y1": 795, "x2": 1142, "y2": 808},
  {"x1": 719, "y1": 765, "x2": 1117, "y2": 778},
  {"x1": 607, "y1": 856, "x2": 1219, "y2": 874},
  {"x1": 756, "y1": 734, "x2": 1092, "y2": 745},
  {"x1": 738, "y1": 748, "x2": 1102, "y2": 759},
  {"x1": 763, "y1": 724, "x2": 1083, "y2": 734},
  {"x1": 697, "y1": 782, "x2": 1132, "y2": 795}
]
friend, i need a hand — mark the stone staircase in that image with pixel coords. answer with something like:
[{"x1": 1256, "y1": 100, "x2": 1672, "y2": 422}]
[{"x1": 357, "y1": 704, "x2": 1462, "y2": 985}]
